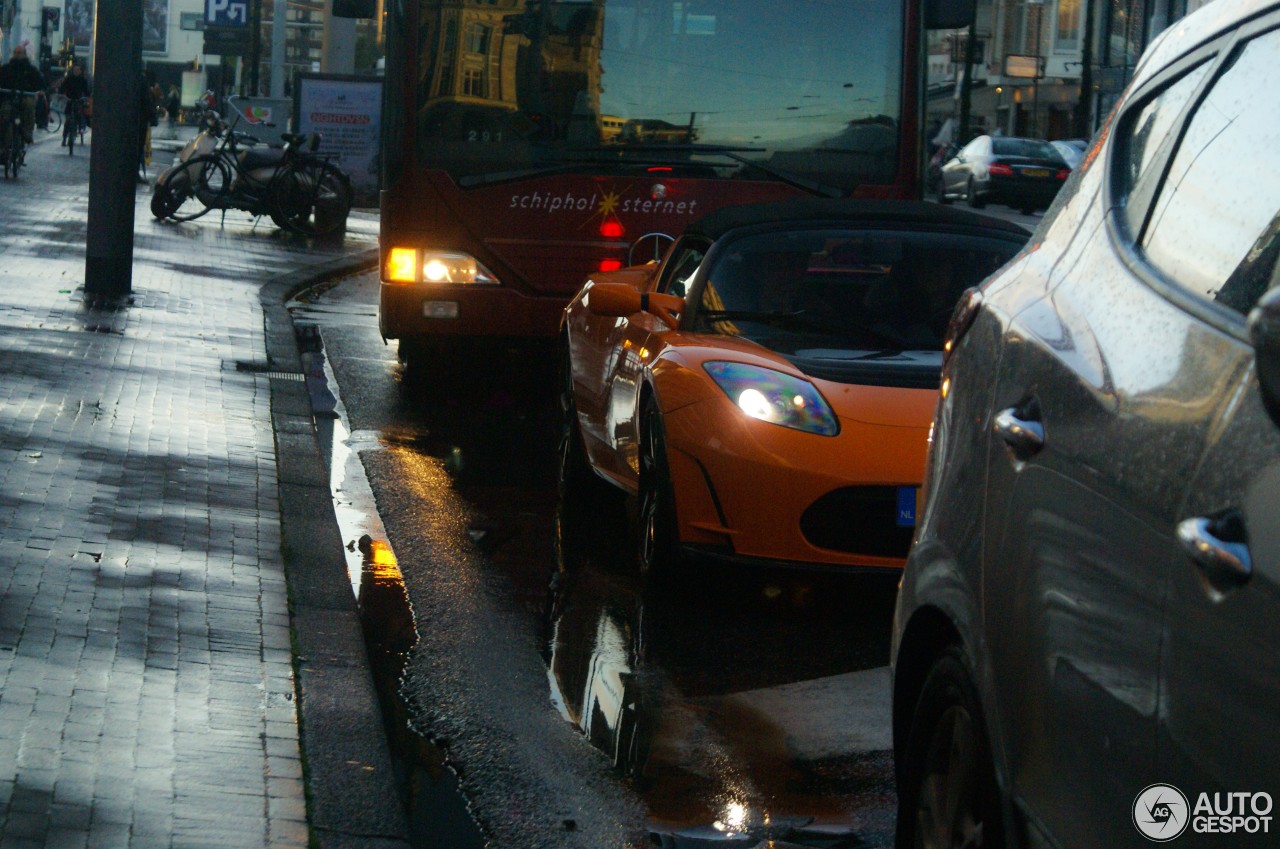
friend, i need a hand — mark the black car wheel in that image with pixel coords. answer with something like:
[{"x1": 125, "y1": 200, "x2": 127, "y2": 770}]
[
  {"x1": 897, "y1": 645, "x2": 1005, "y2": 849},
  {"x1": 935, "y1": 180, "x2": 953, "y2": 205},
  {"x1": 966, "y1": 178, "x2": 986, "y2": 209},
  {"x1": 637, "y1": 396, "x2": 680, "y2": 578}
]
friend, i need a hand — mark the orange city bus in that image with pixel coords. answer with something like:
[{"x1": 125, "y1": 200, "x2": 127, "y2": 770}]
[{"x1": 377, "y1": 0, "x2": 966, "y2": 366}]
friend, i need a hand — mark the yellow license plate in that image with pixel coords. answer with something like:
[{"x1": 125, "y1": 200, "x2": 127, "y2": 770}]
[{"x1": 1022, "y1": 168, "x2": 1050, "y2": 178}]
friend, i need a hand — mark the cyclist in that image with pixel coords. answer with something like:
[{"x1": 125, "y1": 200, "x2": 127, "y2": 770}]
[
  {"x1": 0, "y1": 45, "x2": 46, "y2": 151},
  {"x1": 58, "y1": 63, "x2": 90, "y2": 146}
]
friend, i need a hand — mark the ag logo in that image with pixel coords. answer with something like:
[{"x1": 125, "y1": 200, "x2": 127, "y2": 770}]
[{"x1": 1134, "y1": 784, "x2": 1190, "y2": 841}]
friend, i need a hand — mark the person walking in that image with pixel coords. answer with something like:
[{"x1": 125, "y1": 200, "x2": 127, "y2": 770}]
[
  {"x1": 137, "y1": 71, "x2": 159, "y2": 183},
  {"x1": 0, "y1": 45, "x2": 46, "y2": 149},
  {"x1": 166, "y1": 84, "x2": 179, "y2": 132}
]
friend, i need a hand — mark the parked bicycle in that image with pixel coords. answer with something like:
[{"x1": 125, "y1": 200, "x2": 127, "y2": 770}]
[
  {"x1": 151, "y1": 111, "x2": 352, "y2": 236},
  {"x1": 0, "y1": 87, "x2": 29, "y2": 179}
]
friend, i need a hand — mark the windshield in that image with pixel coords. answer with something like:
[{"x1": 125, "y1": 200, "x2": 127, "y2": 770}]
[
  {"x1": 414, "y1": 0, "x2": 904, "y2": 192},
  {"x1": 691, "y1": 229, "x2": 1022, "y2": 352},
  {"x1": 992, "y1": 137, "x2": 1062, "y2": 159}
]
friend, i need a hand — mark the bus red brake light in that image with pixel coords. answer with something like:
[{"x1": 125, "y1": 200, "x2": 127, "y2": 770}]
[
  {"x1": 599, "y1": 259, "x2": 623, "y2": 273},
  {"x1": 600, "y1": 220, "x2": 625, "y2": 238}
]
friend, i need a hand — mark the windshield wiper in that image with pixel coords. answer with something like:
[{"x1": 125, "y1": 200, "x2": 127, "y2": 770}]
[{"x1": 574, "y1": 143, "x2": 847, "y2": 198}]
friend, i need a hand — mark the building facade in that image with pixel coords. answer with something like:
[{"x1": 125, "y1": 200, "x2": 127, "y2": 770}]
[{"x1": 927, "y1": 0, "x2": 1216, "y2": 146}]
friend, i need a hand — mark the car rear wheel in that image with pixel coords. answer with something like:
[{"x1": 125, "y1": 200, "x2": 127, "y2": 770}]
[
  {"x1": 637, "y1": 396, "x2": 680, "y2": 578},
  {"x1": 935, "y1": 180, "x2": 952, "y2": 205},
  {"x1": 966, "y1": 178, "x2": 986, "y2": 209},
  {"x1": 897, "y1": 645, "x2": 1005, "y2": 849},
  {"x1": 557, "y1": 347, "x2": 622, "y2": 550}
]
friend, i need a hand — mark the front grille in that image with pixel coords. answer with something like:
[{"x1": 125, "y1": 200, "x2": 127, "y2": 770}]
[{"x1": 800, "y1": 486, "x2": 914, "y2": 558}]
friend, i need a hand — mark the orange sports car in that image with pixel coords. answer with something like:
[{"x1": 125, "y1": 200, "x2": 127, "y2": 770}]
[{"x1": 559, "y1": 199, "x2": 1027, "y2": 573}]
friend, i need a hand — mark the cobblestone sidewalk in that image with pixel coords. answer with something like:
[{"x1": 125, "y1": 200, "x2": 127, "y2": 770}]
[{"x1": 0, "y1": 132, "x2": 386, "y2": 848}]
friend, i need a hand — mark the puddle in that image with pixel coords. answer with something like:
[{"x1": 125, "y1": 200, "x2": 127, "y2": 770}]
[{"x1": 295, "y1": 322, "x2": 487, "y2": 849}]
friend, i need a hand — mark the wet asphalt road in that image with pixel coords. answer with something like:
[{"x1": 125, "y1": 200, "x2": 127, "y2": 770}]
[{"x1": 288, "y1": 272, "x2": 901, "y2": 849}]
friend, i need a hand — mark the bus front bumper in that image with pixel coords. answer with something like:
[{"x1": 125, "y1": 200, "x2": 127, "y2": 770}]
[{"x1": 379, "y1": 282, "x2": 571, "y2": 341}]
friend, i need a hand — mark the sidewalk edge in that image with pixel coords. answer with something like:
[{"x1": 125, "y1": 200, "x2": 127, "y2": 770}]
[{"x1": 258, "y1": 247, "x2": 411, "y2": 849}]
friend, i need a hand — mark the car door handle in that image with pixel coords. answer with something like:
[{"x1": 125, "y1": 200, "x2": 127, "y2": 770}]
[
  {"x1": 1177, "y1": 513, "x2": 1252, "y2": 595},
  {"x1": 993, "y1": 404, "x2": 1044, "y2": 460}
]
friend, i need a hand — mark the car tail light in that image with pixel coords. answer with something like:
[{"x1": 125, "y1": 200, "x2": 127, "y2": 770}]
[
  {"x1": 1056, "y1": 169, "x2": 1070, "y2": 180},
  {"x1": 943, "y1": 287, "x2": 984, "y2": 369},
  {"x1": 989, "y1": 163, "x2": 1014, "y2": 176}
]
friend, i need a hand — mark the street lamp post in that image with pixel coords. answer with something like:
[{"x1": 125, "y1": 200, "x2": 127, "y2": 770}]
[{"x1": 1028, "y1": 0, "x2": 1044, "y2": 137}]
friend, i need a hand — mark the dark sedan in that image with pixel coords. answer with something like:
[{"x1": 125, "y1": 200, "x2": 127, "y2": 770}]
[{"x1": 936, "y1": 134, "x2": 1070, "y2": 214}]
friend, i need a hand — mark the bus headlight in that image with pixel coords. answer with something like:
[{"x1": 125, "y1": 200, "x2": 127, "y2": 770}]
[{"x1": 384, "y1": 248, "x2": 501, "y2": 285}]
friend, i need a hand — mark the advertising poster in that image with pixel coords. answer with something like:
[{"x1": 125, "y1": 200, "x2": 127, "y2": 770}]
[
  {"x1": 295, "y1": 75, "x2": 383, "y2": 205},
  {"x1": 143, "y1": 0, "x2": 170, "y2": 54},
  {"x1": 66, "y1": 0, "x2": 94, "y2": 48}
]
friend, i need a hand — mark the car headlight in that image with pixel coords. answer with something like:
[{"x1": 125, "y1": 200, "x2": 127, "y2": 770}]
[{"x1": 703, "y1": 361, "x2": 839, "y2": 436}]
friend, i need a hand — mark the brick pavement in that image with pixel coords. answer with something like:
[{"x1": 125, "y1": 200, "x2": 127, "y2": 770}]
[{"x1": 0, "y1": 132, "x2": 396, "y2": 848}]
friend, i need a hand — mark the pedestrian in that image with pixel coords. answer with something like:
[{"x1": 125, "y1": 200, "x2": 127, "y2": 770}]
[
  {"x1": 137, "y1": 71, "x2": 159, "y2": 183},
  {"x1": 0, "y1": 45, "x2": 46, "y2": 147},
  {"x1": 166, "y1": 84, "x2": 179, "y2": 131}
]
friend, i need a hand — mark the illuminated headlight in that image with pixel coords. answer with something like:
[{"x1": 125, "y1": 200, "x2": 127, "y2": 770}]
[
  {"x1": 703, "y1": 361, "x2": 839, "y2": 436},
  {"x1": 384, "y1": 248, "x2": 500, "y2": 285}
]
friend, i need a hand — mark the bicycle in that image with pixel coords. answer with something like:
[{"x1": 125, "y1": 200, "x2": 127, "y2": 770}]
[
  {"x1": 0, "y1": 87, "x2": 30, "y2": 179},
  {"x1": 42, "y1": 97, "x2": 62, "y2": 135},
  {"x1": 63, "y1": 96, "x2": 88, "y2": 155},
  {"x1": 153, "y1": 114, "x2": 352, "y2": 235}
]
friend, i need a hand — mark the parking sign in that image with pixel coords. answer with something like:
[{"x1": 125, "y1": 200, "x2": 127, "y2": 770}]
[{"x1": 205, "y1": 0, "x2": 249, "y2": 27}]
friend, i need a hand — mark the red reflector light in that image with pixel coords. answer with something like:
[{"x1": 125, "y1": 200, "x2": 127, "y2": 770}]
[
  {"x1": 600, "y1": 220, "x2": 625, "y2": 238},
  {"x1": 599, "y1": 259, "x2": 623, "y2": 272},
  {"x1": 647, "y1": 166, "x2": 673, "y2": 172},
  {"x1": 989, "y1": 163, "x2": 1014, "y2": 176},
  {"x1": 1056, "y1": 169, "x2": 1071, "y2": 180}
]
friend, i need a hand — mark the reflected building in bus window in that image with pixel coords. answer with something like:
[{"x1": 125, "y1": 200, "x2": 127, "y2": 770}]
[{"x1": 416, "y1": 0, "x2": 606, "y2": 145}]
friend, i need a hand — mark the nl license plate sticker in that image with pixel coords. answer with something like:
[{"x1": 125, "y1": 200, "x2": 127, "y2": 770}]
[
  {"x1": 897, "y1": 486, "x2": 919, "y2": 528},
  {"x1": 1022, "y1": 167, "x2": 1050, "y2": 178}
]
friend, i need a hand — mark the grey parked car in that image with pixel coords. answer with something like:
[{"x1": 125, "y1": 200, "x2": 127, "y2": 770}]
[{"x1": 893, "y1": 0, "x2": 1280, "y2": 847}]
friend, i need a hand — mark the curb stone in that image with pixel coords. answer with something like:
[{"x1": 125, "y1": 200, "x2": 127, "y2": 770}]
[{"x1": 259, "y1": 247, "x2": 412, "y2": 849}]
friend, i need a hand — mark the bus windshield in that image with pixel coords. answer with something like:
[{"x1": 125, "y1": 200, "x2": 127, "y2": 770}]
[{"x1": 414, "y1": 0, "x2": 904, "y2": 193}]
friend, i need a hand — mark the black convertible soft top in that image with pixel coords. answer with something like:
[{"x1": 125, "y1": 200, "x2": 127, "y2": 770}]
[{"x1": 682, "y1": 197, "x2": 1031, "y2": 242}]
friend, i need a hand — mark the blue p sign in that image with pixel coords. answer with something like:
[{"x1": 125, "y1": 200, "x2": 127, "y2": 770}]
[{"x1": 206, "y1": 0, "x2": 249, "y2": 26}]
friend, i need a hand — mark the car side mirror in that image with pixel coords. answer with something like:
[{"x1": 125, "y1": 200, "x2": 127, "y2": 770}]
[
  {"x1": 1247, "y1": 287, "x2": 1280, "y2": 427},
  {"x1": 586, "y1": 282, "x2": 682, "y2": 328}
]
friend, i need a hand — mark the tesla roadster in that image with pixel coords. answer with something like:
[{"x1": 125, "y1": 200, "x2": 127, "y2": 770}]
[{"x1": 559, "y1": 199, "x2": 1028, "y2": 573}]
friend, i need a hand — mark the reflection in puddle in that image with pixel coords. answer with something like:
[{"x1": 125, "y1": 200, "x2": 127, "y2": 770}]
[
  {"x1": 547, "y1": 496, "x2": 897, "y2": 848},
  {"x1": 354, "y1": 537, "x2": 486, "y2": 849},
  {"x1": 298, "y1": 320, "x2": 486, "y2": 848}
]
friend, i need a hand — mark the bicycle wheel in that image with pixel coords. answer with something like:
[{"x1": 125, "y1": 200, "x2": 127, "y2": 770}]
[
  {"x1": 161, "y1": 154, "x2": 231, "y2": 222},
  {"x1": 44, "y1": 109, "x2": 61, "y2": 134},
  {"x1": 271, "y1": 162, "x2": 352, "y2": 236},
  {"x1": 66, "y1": 115, "x2": 77, "y2": 155}
]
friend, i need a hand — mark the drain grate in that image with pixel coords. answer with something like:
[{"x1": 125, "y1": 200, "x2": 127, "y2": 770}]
[{"x1": 232, "y1": 361, "x2": 306, "y2": 382}]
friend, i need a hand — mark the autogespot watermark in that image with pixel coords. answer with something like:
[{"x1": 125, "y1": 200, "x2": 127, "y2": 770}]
[{"x1": 1133, "y1": 784, "x2": 1273, "y2": 841}]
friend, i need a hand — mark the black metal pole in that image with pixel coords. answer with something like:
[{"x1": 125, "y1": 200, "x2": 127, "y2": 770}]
[
  {"x1": 958, "y1": 20, "x2": 978, "y2": 145},
  {"x1": 1075, "y1": 0, "x2": 1097, "y2": 138},
  {"x1": 249, "y1": 0, "x2": 262, "y2": 94},
  {"x1": 84, "y1": 0, "x2": 143, "y2": 299}
]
